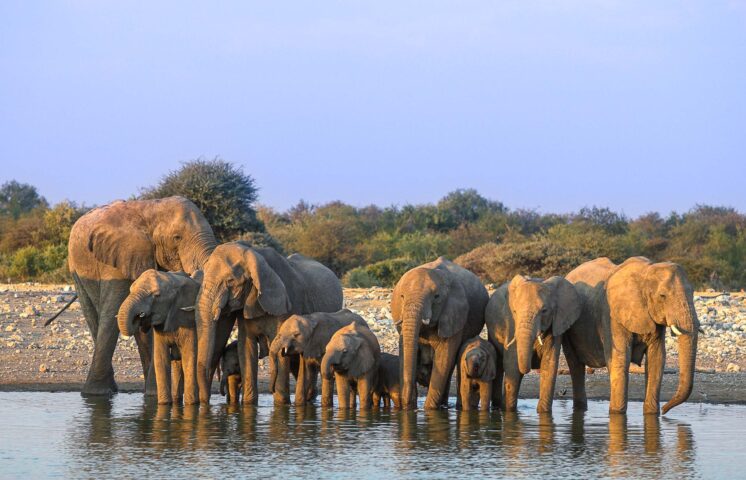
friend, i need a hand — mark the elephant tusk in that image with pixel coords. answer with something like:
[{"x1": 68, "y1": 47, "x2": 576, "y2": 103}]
[
  {"x1": 422, "y1": 317, "x2": 431, "y2": 325},
  {"x1": 505, "y1": 337, "x2": 516, "y2": 348},
  {"x1": 671, "y1": 325, "x2": 683, "y2": 336},
  {"x1": 537, "y1": 334, "x2": 544, "y2": 346}
]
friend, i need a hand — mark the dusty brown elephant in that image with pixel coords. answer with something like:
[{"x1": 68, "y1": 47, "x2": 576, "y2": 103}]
[
  {"x1": 485, "y1": 275, "x2": 581, "y2": 412},
  {"x1": 374, "y1": 353, "x2": 402, "y2": 409},
  {"x1": 456, "y1": 336, "x2": 497, "y2": 412},
  {"x1": 117, "y1": 269, "x2": 201, "y2": 404},
  {"x1": 320, "y1": 322, "x2": 381, "y2": 410},
  {"x1": 219, "y1": 341, "x2": 242, "y2": 404},
  {"x1": 564, "y1": 257, "x2": 700, "y2": 415},
  {"x1": 392, "y1": 257, "x2": 488, "y2": 410},
  {"x1": 66, "y1": 196, "x2": 216, "y2": 396},
  {"x1": 270, "y1": 309, "x2": 367, "y2": 406},
  {"x1": 195, "y1": 242, "x2": 343, "y2": 404}
]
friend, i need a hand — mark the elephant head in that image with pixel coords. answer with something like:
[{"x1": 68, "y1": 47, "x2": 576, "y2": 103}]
[
  {"x1": 392, "y1": 263, "x2": 469, "y2": 409},
  {"x1": 606, "y1": 258, "x2": 700, "y2": 414},
  {"x1": 270, "y1": 314, "x2": 321, "y2": 359},
  {"x1": 195, "y1": 243, "x2": 292, "y2": 401},
  {"x1": 321, "y1": 323, "x2": 377, "y2": 380},
  {"x1": 461, "y1": 337, "x2": 496, "y2": 380},
  {"x1": 500, "y1": 275, "x2": 582, "y2": 375},
  {"x1": 86, "y1": 197, "x2": 217, "y2": 279},
  {"x1": 117, "y1": 270, "x2": 199, "y2": 338}
]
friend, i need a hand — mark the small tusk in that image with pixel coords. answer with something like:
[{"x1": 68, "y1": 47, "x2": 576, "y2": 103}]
[
  {"x1": 180, "y1": 306, "x2": 195, "y2": 312},
  {"x1": 537, "y1": 334, "x2": 544, "y2": 346},
  {"x1": 422, "y1": 317, "x2": 431, "y2": 325},
  {"x1": 671, "y1": 325, "x2": 683, "y2": 336},
  {"x1": 505, "y1": 337, "x2": 516, "y2": 348}
]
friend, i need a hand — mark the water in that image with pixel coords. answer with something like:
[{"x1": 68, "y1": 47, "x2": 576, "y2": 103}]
[{"x1": 0, "y1": 393, "x2": 742, "y2": 479}]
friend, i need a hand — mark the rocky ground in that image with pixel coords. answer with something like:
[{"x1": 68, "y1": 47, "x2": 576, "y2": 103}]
[{"x1": 0, "y1": 284, "x2": 744, "y2": 403}]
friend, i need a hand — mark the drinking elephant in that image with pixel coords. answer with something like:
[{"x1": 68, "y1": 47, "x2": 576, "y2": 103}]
[
  {"x1": 270, "y1": 309, "x2": 367, "y2": 406},
  {"x1": 486, "y1": 275, "x2": 582, "y2": 412},
  {"x1": 65, "y1": 196, "x2": 217, "y2": 396},
  {"x1": 219, "y1": 341, "x2": 241, "y2": 404},
  {"x1": 456, "y1": 336, "x2": 497, "y2": 412},
  {"x1": 195, "y1": 242, "x2": 343, "y2": 404},
  {"x1": 320, "y1": 322, "x2": 381, "y2": 410},
  {"x1": 564, "y1": 257, "x2": 699, "y2": 415},
  {"x1": 117, "y1": 269, "x2": 201, "y2": 404},
  {"x1": 392, "y1": 257, "x2": 488, "y2": 410}
]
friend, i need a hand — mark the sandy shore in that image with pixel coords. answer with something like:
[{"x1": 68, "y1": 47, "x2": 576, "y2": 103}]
[{"x1": 0, "y1": 284, "x2": 744, "y2": 404}]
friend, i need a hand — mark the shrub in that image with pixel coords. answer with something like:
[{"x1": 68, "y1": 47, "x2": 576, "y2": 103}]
[
  {"x1": 363, "y1": 258, "x2": 420, "y2": 287},
  {"x1": 342, "y1": 268, "x2": 381, "y2": 288}
]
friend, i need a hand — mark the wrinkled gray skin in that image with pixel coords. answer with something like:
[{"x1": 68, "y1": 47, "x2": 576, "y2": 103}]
[
  {"x1": 564, "y1": 257, "x2": 700, "y2": 415},
  {"x1": 67, "y1": 196, "x2": 216, "y2": 396},
  {"x1": 195, "y1": 242, "x2": 343, "y2": 405},
  {"x1": 321, "y1": 322, "x2": 381, "y2": 410},
  {"x1": 219, "y1": 341, "x2": 241, "y2": 404},
  {"x1": 486, "y1": 275, "x2": 581, "y2": 413},
  {"x1": 270, "y1": 309, "x2": 366, "y2": 406},
  {"x1": 117, "y1": 270, "x2": 201, "y2": 405},
  {"x1": 374, "y1": 353, "x2": 402, "y2": 409},
  {"x1": 456, "y1": 336, "x2": 497, "y2": 411},
  {"x1": 392, "y1": 257, "x2": 488, "y2": 410}
]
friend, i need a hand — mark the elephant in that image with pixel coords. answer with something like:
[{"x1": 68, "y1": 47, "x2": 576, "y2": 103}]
[
  {"x1": 117, "y1": 269, "x2": 201, "y2": 404},
  {"x1": 456, "y1": 336, "x2": 497, "y2": 412},
  {"x1": 485, "y1": 275, "x2": 582, "y2": 412},
  {"x1": 219, "y1": 341, "x2": 242, "y2": 404},
  {"x1": 65, "y1": 196, "x2": 216, "y2": 396},
  {"x1": 195, "y1": 242, "x2": 343, "y2": 404},
  {"x1": 270, "y1": 309, "x2": 367, "y2": 406},
  {"x1": 374, "y1": 352, "x2": 402, "y2": 409},
  {"x1": 392, "y1": 257, "x2": 488, "y2": 410},
  {"x1": 563, "y1": 256, "x2": 700, "y2": 415},
  {"x1": 320, "y1": 321, "x2": 381, "y2": 410},
  {"x1": 169, "y1": 347, "x2": 185, "y2": 404}
]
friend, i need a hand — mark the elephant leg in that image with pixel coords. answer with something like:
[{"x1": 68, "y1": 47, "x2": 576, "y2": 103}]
[
  {"x1": 306, "y1": 363, "x2": 319, "y2": 402},
  {"x1": 608, "y1": 331, "x2": 632, "y2": 415},
  {"x1": 537, "y1": 335, "x2": 561, "y2": 413},
  {"x1": 358, "y1": 377, "x2": 373, "y2": 410},
  {"x1": 181, "y1": 334, "x2": 198, "y2": 405},
  {"x1": 350, "y1": 385, "x2": 358, "y2": 410},
  {"x1": 237, "y1": 324, "x2": 259, "y2": 405},
  {"x1": 479, "y1": 381, "x2": 492, "y2": 412},
  {"x1": 133, "y1": 329, "x2": 156, "y2": 396},
  {"x1": 171, "y1": 358, "x2": 183, "y2": 404},
  {"x1": 643, "y1": 329, "x2": 665, "y2": 415},
  {"x1": 273, "y1": 355, "x2": 292, "y2": 405},
  {"x1": 492, "y1": 349, "x2": 504, "y2": 410},
  {"x1": 321, "y1": 375, "x2": 334, "y2": 408},
  {"x1": 458, "y1": 366, "x2": 470, "y2": 411},
  {"x1": 294, "y1": 356, "x2": 307, "y2": 406},
  {"x1": 372, "y1": 392, "x2": 381, "y2": 410},
  {"x1": 336, "y1": 374, "x2": 350, "y2": 409},
  {"x1": 425, "y1": 338, "x2": 460, "y2": 410},
  {"x1": 563, "y1": 338, "x2": 587, "y2": 411},
  {"x1": 154, "y1": 339, "x2": 171, "y2": 405},
  {"x1": 503, "y1": 368, "x2": 522, "y2": 412}
]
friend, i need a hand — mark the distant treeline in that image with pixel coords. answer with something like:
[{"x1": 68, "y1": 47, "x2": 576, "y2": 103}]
[{"x1": 2, "y1": 160, "x2": 744, "y2": 289}]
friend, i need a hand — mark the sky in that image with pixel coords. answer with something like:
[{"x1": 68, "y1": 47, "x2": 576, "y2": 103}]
[{"x1": 1, "y1": 1, "x2": 745, "y2": 217}]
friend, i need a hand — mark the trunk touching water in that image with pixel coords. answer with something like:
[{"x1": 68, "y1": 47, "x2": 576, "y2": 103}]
[
  {"x1": 401, "y1": 306, "x2": 423, "y2": 410},
  {"x1": 196, "y1": 282, "x2": 226, "y2": 404},
  {"x1": 662, "y1": 303, "x2": 699, "y2": 414},
  {"x1": 117, "y1": 293, "x2": 146, "y2": 338}
]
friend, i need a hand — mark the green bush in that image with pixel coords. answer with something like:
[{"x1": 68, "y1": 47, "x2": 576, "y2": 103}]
[
  {"x1": 342, "y1": 268, "x2": 381, "y2": 288},
  {"x1": 363, "y1": 258, "x2": 420, "y2": 287}
]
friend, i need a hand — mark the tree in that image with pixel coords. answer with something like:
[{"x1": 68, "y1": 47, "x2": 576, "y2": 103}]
[
  {"x1": 140, "y1": 158, "x2": 264, "y2": 241},
  {"x1": 0, "y1": 181, "x2": 48, "y2": 219}
]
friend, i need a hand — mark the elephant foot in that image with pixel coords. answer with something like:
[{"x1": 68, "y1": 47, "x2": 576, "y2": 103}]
[
  {"x1": 81, "y1": 381, "x2": 116, "y2": 397},
  {"x1": 573, "y1": 400, "x2": 588, "y2": 412},
  {"x1": 273, "y1": 392, "x2": 291, "y2": 406},
  {"x1": 158, "y1": 399, "x2": 172, "y2": 405},
  {"x1": 643, "y1": 403, "x2": 660, "y2": 416},
  {"x1": 608, "y1": 406, "x2": 628, "y2": 415},
  {"x1": 536, "y1": 405, "x2": 553, "y2": 414}
]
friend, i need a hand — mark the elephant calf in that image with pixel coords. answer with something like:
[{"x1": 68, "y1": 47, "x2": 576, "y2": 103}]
[
  {"x1": 456, "y1": 337, "x2": 497, "y2": 412},
  {"x1": 117, "y1": 270, "x2": 200, "y2": 405},
  {"x1": 374, "y1": 353, "x2": 402, "y2": 409},
  {"x1": 219, "y1": 341, "x2": 242, "y2": 404},
  {"x1": 321, "y1": 322, "x2": 381, "y2": 410},
  {"x1": 486, "y1": 275, "x2": 581, "y2": 413},
  {"x1": 270, "y1": 309, "x2": 368, "y2": 406}
]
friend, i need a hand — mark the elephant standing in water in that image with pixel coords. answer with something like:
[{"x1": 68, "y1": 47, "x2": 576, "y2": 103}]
[
  {"x1": 195, "y1": 242, "x2": 343, "y2": 405},
  {"x1": 564, "y1": 257, "x2": 699, "y2": 415},
  {"x1": 392, "y1": 257, "x2": 488, "y2": 410},
  {"x1": 486, "y1": 275, "x2": 581, "y2": 412},
  {"x1": 65, "y1": 196, "x2": 216, "y2": 396}
]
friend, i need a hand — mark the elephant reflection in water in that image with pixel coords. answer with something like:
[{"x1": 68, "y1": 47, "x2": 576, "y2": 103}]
[
  {"x1": 500, "y1": 411, "x2": 556, "y2": 470},
  {"x1": 397, "y1": 410, "x2": 452, "y2": 449},
  {"x1": 456, "y1": 410, "x2": 495, "y2": 447}
]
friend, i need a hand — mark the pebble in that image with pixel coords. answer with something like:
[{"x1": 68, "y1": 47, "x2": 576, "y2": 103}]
[{"x1": 39, "y1": 364, "x2": 49, "y2": 373}]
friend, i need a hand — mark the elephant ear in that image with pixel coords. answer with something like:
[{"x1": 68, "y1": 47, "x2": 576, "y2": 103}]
[
  {"x1": 347, "y1": 333, "x2": 376, "y2": 378},
  {"x1": 606, "y1": 262, "x2": 656, "y2": 335},
  {"x1": 391, "y1": 281, "x2": 404, "y2": 331},
  {"x1": 546, "y1": 276, "x2": 582, "y2": 336},
  {"x1": 242, "y1": 248, "x2": 292, "y2": 318},
  {"x1": 87, "y1": 204, "x2": 156, "y2": 279},
  {"x1": 163, "y1": 276, "x2": 200, "y2": 332},
  {"x1": 481, "y1": 342, "x2": 497, "y2": 381},
  {"x1": 486, "y1": 284, "x2": 512, "y2": 346},
  {"x1": 302, "y1": 315, "x2": 326, "y2": 360},
  {"x1": 437, "y1": 273, "x2": 469, "y2": 338}
]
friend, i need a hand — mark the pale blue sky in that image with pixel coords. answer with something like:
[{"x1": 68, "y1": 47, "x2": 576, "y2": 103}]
[{"x1": 1, "y1": 1, "x2": 745, "y2": 216}]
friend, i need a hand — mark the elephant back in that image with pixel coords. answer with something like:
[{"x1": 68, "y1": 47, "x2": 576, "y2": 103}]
[
  {"x1": 287, "y1": 253, "x2": 344, "y2": 313},
  {"x1": 430, "y1": 257, "x2": 488, "y2": 339}
]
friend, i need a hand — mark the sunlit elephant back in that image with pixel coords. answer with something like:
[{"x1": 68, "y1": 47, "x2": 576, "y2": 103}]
[
  {"x1": 195, "y1": 242, "x2": 343, "y2": 404},
  {"x1": 392, "y1": 257, "x2": 488, "y2": 410},
  {"x1": 67, "y1": 196, "x2": 217, "y2": 396}
]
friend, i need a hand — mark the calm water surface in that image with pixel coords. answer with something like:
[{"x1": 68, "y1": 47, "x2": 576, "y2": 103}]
[{"x1": 0, "y1": 392, "x2": 742, "y2": 478}]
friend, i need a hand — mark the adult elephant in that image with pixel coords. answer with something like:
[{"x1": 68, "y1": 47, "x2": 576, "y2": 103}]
[
  {"x1": 392, "y1": 257, "x2": 488, "y2": 410},
  {"x1": 66, "y1": 196, "x2": 216, "y2": 396},
  {"x1": 564, "y1": 257, "x2": 699, "y2": 415},
  {"x1": 195, "y1": 242, "x2": 343, "y2": 405}
]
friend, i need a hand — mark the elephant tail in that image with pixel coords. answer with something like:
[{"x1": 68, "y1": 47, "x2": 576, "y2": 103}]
[{"x1": 43, "y1": 294, "x2": 78, "y2": 327}]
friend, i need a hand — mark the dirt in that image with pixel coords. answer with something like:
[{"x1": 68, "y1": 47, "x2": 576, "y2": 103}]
[{"x1": 0, "y1": 284, "x2": 744, "y2": 404}]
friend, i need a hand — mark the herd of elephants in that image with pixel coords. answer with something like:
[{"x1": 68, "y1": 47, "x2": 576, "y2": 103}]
[{"x1": 49, "y1": 196, "x2": 700, "y2": 417}]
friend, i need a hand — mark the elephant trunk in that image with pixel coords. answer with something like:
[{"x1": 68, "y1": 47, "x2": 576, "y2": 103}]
[
  {"x1": 515, "y1": 313, "x2": 539, "y2": 376},
  {"x1": 117, "y1": 293, "x2": 146, "y2": 338},
  {"x1": 180, "y1": 230, "x2": 217, "y2": 275},
  {"x1": 196, "y1": 282, "x2": 226, "y2": 404},
  {"x1": 400, "y1": 306, "x2": 423, "y2": 410},
  {"x1": 321, "y1": 350, "x2": 339, "y2": 379},
  {"x1": 663, "y1": 328, "x2": 698, "y2": 414}
]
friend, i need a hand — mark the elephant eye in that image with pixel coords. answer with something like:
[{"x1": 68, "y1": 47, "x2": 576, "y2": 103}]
[
  {"x1": 541, "y1": 308, "x2": 548, "y2": 314},
  {"x1": 343, "y1": 348, "x2": 348, "y2": 353},
  {"x1": 434, "y1": 294, "x2": 440, "y2": 299}
]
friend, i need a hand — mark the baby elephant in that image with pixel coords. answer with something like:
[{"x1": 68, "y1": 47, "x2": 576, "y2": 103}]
[
  {"x1": 219, "y1": 341, "x2": 242, "y2": 404},
  {"x1": 321, "y1": 322, "x2": 381, "y2": 410},
  {"x1": 456, "y1": 337, "x2": 497, "y2": 411},
  {"x1": 374, "y1": 353, "x2": 402, "y2": 409},
  {"x1": 117, "y1": 270, "x2": 200, "y2": 405},
  {"x1": 270, "y1": 309, "x2": 368, "y2": 406}
]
